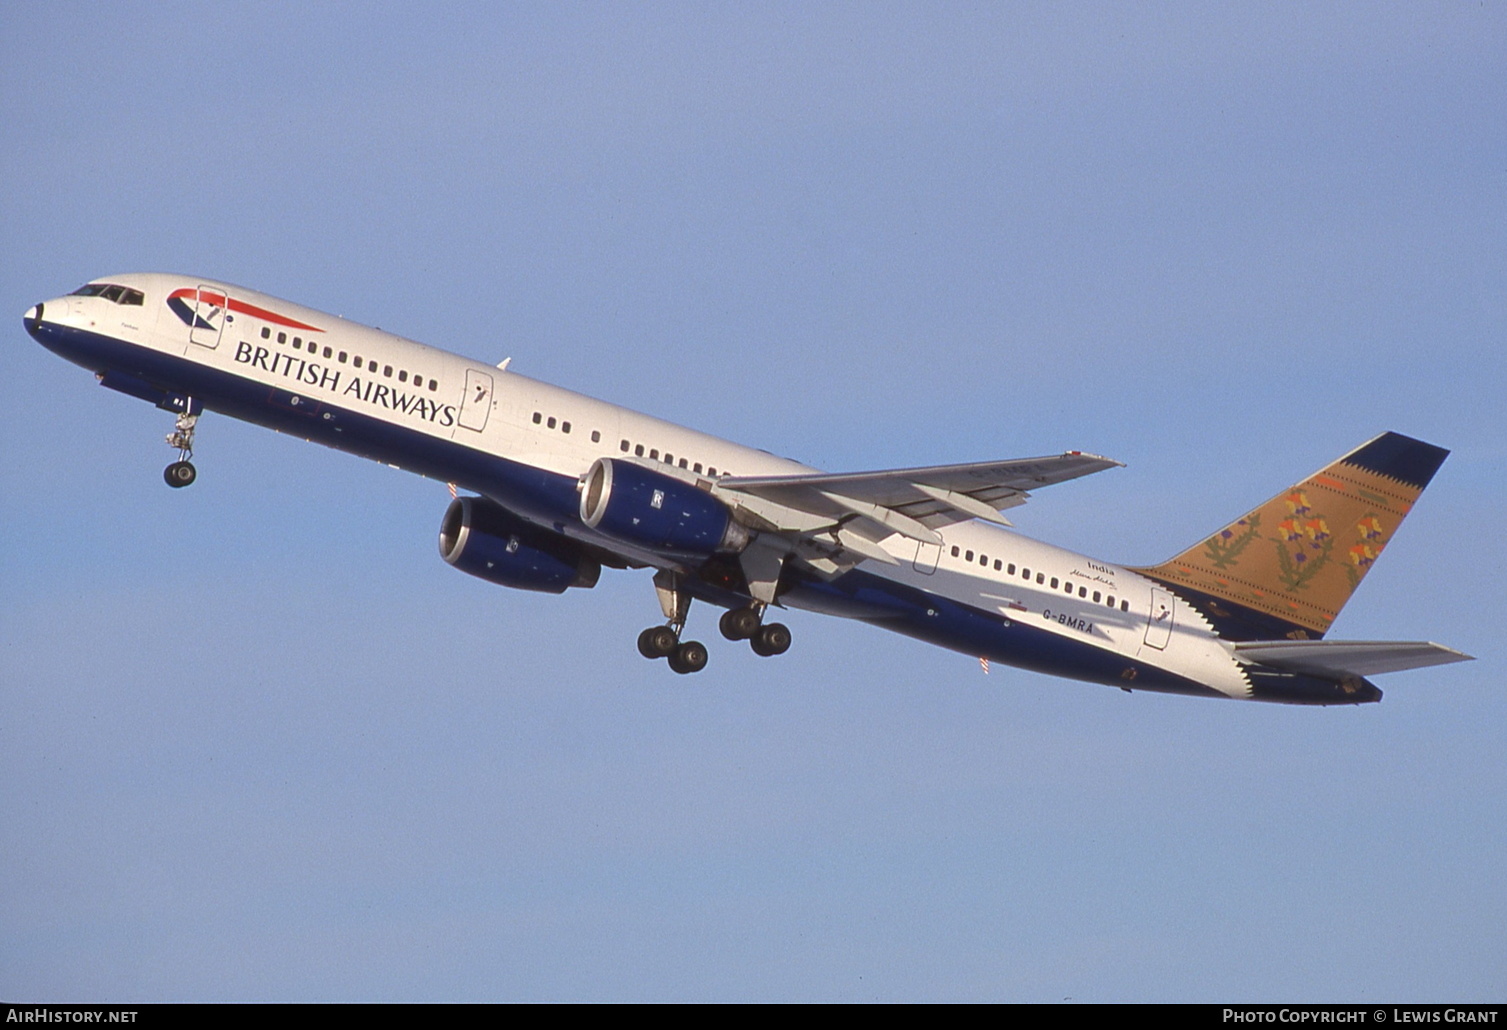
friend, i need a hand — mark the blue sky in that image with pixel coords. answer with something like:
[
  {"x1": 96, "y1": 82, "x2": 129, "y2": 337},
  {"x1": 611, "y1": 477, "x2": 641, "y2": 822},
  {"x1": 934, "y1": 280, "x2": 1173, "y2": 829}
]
[{"x1": 2, "y1": 2, "x2": 1503, "y2": 1002}]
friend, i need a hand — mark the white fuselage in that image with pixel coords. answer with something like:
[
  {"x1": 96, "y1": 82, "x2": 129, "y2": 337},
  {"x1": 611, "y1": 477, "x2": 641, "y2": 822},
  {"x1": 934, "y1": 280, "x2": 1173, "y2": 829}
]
[{"x1": 29, "y1": 273, "x2": 1255, "y2": 699}]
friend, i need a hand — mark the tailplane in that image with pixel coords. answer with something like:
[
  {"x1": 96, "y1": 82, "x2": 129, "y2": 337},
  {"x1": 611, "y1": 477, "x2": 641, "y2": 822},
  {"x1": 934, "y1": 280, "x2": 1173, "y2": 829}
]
[{"x1": 1133, "y1": 432, "x2": 1449, "y2": 640}]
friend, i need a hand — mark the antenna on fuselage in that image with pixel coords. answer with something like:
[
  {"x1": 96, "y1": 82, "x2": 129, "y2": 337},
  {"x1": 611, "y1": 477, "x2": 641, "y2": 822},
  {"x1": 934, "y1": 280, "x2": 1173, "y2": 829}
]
[{"x1": 496, "y1": 357, "x2": 512, "y2": 371}]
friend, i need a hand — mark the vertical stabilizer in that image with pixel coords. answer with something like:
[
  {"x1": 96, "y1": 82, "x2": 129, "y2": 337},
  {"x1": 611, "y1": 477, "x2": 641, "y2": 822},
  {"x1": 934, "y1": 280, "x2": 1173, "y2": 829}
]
[{"x1": 1133, "y1": 432, "x2": 1448, "y2": 639}]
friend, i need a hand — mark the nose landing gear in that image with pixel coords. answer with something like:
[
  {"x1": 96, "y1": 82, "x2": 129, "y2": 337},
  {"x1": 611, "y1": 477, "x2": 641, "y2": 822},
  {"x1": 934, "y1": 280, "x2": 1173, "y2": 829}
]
[
  {"x1": 163, "y1": 410, "x2": 199, "y2": 488},
  {"x1": 164, "y1": 460, "x2": 196, "y2": 487}
]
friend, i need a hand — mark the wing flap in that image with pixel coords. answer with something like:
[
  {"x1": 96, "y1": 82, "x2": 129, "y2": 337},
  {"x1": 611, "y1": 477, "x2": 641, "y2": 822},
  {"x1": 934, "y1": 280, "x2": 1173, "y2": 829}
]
[{"x1": 1231, "y1": 639, "x2": 1474, "y2": 678}]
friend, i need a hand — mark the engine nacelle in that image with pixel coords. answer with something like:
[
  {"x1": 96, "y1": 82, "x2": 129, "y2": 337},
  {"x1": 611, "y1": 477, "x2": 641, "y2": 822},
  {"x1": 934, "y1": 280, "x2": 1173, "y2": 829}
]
[
  {"x1": 579, "y1": 457, "x2": 749, "y2": 561},
  {"x1": 439, "y1": 497, "x2": 600, "y2": 594}
]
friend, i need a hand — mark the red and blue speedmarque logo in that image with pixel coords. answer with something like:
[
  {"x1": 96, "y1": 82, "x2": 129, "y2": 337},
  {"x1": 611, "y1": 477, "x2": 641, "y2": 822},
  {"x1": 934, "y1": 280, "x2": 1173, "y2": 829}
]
[{"x1": 166, "y1": 287, "x2": 324, "y2": 334}]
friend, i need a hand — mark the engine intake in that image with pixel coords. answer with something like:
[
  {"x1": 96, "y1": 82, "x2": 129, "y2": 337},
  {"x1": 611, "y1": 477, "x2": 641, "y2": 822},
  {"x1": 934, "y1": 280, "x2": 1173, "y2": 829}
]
[
  {"x1": 439, "y1": 497, "x2": 600, "y2": 593},
  {"x1": 579, "y1": 457, "x2": 749, "y2": 560}
]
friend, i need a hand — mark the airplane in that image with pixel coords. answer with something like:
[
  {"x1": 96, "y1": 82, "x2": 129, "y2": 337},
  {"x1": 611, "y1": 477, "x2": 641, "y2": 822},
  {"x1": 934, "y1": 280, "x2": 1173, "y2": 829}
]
[{"x1": 24, "y1": 273, "x2": 1473, "y2": 704}]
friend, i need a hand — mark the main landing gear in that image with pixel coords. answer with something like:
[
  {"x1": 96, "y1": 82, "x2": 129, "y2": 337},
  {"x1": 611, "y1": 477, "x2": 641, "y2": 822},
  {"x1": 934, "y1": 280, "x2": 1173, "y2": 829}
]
[
  {"x1": 637, "y1": 571, "x2": 710, "y2": 674},
  {"x1": 718, "y1": 605, "x2": 792, "y2": 658},
  {"x1": 637, "y1": 625, "x2": 709, "y2": 674},
  {"x1": 163, "y1": 410, "x2": 199, "y2": 488},
  {"x1": 636, "y1": 571, "x2": 792, "y2": 675}
]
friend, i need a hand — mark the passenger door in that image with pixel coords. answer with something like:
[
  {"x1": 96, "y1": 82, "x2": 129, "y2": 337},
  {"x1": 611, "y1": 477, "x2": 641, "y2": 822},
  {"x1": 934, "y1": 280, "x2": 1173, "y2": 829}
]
[
  {"x1": 912, "y1": 539, "x2": 940, "y2": 574},
  {"x1": 458, "y1": 369, "x2": 493, "y2": 432},
  {"x1": 1144, "y1": 587, "x2": 1174, "y2": 650},
  {"x1": 188, "y1": 285, "x2": 226, "y2": 349}
]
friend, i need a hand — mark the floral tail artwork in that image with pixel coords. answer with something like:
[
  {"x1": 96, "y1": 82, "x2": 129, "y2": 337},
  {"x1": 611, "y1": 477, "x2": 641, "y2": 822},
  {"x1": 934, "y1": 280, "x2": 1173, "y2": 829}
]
[{"x1": 1132, "y1": 432, "x2": 1449, "y2": 640}]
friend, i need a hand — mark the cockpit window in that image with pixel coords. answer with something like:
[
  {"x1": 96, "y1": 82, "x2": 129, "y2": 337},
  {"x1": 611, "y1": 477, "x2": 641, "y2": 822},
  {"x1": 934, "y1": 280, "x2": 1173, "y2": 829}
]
[{"x1": 70, "y1": 282, "x2": 144, "y2": 305}]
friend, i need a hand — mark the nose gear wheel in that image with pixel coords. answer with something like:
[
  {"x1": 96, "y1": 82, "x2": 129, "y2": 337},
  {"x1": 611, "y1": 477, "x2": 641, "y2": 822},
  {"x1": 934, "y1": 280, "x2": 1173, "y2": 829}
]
[{"x1": 163, "y1": 409, "x2": 199, "y2": 488}]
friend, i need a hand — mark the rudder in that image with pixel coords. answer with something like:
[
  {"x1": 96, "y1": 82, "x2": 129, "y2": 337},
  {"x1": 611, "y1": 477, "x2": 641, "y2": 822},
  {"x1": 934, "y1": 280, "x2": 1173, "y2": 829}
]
[{"x1": 1132, "y1": 432, "x2": 1449, "y2": 640}]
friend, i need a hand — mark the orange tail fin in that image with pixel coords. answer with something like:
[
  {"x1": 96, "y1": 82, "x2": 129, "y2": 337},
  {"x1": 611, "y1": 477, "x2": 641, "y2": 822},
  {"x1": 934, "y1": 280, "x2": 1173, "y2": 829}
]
[{"x1": 1133, "y1": 432, "x2": 1448, "y2": 640}]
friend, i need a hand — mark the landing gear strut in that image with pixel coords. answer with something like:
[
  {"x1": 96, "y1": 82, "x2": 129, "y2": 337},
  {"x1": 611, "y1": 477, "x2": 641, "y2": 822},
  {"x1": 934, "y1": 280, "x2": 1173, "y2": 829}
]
[
  {"x1": 638, "y1": 571, "x2": 709, "y2": 675},
  {"x1": 163, "y1": 410, "x2": 199, "y2": 488}
]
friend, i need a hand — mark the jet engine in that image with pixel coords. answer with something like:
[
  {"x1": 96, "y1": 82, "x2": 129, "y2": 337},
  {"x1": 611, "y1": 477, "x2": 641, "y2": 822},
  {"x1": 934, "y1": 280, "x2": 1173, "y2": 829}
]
[
  {"x1": 439, "y1": 497, "x2": 600, "y2": 593},
  {"x1": 578, "y1": 457, "x2": 750, "y2": 561}
]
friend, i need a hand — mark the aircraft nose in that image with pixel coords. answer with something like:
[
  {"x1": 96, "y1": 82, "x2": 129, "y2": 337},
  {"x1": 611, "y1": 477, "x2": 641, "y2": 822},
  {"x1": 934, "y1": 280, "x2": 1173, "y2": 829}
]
[{"x1": 22, "y1": 301, "x2": 52, "y2": 341}]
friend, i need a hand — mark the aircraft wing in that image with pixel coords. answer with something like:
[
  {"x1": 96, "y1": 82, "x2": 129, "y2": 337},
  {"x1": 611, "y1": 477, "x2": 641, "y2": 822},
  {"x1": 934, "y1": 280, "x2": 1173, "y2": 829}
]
[
  {"x1": 719, "y1": 452, "x2": 1122, "y2": 535},
  {"x1": 709, "y1": 452, "x2": 1122, "y2": 583},
  {"x1": 1231, "y1": 640, "x2": 1474, "y2": 678}
]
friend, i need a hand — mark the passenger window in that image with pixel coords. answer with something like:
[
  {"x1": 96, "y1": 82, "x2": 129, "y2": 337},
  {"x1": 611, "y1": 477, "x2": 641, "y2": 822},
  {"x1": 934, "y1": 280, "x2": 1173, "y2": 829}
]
[
  {"x1": 1036, "y1": 573, "x2": 1044, "y2": 584},
  {"x1": 650, "y1": 449, "x2": 659, "y2": 460},
  {"x1": 635, "y1": 445, "x2": 644, "y2": 457},
  {"x1": 368, "y1": 360, "x2": 378, "y2": 372},
  {"x1": 679, "y1": 458, "x2": 688, "y2": 469},
  {"x1": 1093, "y1": 591, "x2": 1101, "y2": 603},
  {"x1": 293, "y1": 337, "x2": 302, "y2": 348},
  {"x1": 383, "y1": 365, "x2": 393, "y2": 377},
  {"x1": 278, "y1": 332, "x2": 287, "y2": 344},
  {"x1": 563, "y1": 422, "x2": 572, "y2": 434},
  {"x1": 429, "y1": 379, "x2": 438, "y2": 391},
  {"x1": 1007, "y1": 564, "x2": 1016, "y2": 575},
  {"x1": 532, "y1": 412, "x2": 542, "y2": 424},
  {"x1": 338, "y1": 352, "x2": 348, "y2": 363},
  {"x1": 664, "y1": 453, "x2": 673, "y2": 464},
  {"x1": 591, "y1": 430, "x2": 601, "y2": 443},
  {"x1": 399, "y1": 370, "x2": 408, "y2": 382},
  {"x1": 547, "y1": 417, "x2": 557, "y2": 429},
  {"x1": 1079, "y1": 587, "x2": 1087, "y2": 598},
  {"x1": 1050, "y1": 577, "x2": 1059, "y2": 589},
  {"x1": 994, "y1": 559, "x2": 1001, "y2": 571},
  {"x1": 965, "y1": 550, "x2": 974, "y2": 562},
  {"x1": 1120, "y1": 600, "x2": 1129, "y2": 612},
  {"x1": 326, "y1": 348, "x2": 334, "y2": 359},
  {"x1": 261, "y1": 327, "x2": 271, "y2": 339},
  {"x1": 620, "y1": 440, "x2": 630, "y2": 452},
  {"x1": 951, "y1": 546, "x2": 960, "y2": 557}
]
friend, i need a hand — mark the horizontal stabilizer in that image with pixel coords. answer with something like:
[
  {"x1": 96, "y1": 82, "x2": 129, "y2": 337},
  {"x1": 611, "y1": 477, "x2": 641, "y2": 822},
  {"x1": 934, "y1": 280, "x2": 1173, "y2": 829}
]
[{"x1": 1232, "y1": 639, "x2": 1473, "y2": 678}]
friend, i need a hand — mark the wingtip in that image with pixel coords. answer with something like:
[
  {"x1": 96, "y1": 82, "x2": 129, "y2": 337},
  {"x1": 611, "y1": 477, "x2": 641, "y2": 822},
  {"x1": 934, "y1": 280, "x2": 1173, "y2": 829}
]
[
  {"x1": 1065, "y1": 450, "x2": 1125, "y2": 469},
  {"x1": 1426, "y1": 643, "x2": 1475, "y2": 663}
]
